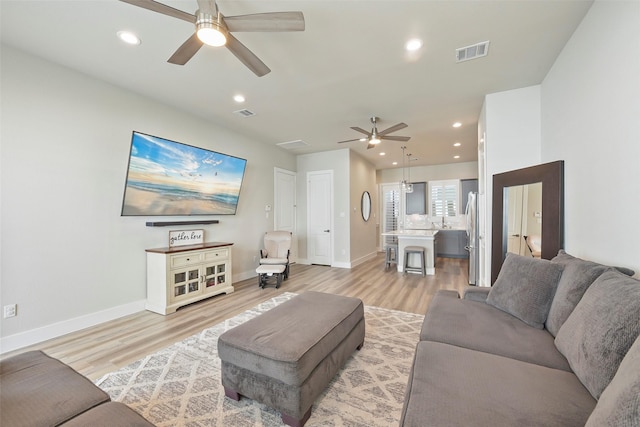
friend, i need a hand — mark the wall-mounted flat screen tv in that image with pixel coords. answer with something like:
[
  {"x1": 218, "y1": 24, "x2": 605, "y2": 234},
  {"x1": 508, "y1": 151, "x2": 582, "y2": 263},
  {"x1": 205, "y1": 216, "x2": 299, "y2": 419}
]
[{"x1": 121, "y1": 131, "x2": 247, "y2": 216}]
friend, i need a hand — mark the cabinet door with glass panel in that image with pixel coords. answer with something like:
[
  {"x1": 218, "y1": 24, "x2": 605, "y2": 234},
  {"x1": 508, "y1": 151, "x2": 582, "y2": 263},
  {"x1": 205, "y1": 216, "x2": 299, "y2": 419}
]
[
  {"x1": 171, "y1": 266, "x2": 202, "y2": 302},
  {"x1": 202, "y1": 247, "x2": 230, "y2": 293}
]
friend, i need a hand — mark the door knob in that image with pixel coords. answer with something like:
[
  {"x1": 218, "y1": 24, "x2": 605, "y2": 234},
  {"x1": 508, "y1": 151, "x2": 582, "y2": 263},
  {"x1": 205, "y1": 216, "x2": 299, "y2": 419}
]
[{"x1": 324, "y1": 229, "x2": 330, "y2": 232}]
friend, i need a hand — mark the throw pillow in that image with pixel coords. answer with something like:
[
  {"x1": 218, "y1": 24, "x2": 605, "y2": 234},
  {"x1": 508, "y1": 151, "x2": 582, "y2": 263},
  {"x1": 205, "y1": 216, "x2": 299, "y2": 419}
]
[
  {"x1": 585, "y1": 334, "x2": 640, "y2": 426},
  {"x1": 555, "y1": 270, "x2": 640, "y2": 399},
  {"x1": 546, "y1": 250, "x2": 611, "y2": 336},
  {"x1": 487, "y1": 253, "x2": 564, "y2": 329}
]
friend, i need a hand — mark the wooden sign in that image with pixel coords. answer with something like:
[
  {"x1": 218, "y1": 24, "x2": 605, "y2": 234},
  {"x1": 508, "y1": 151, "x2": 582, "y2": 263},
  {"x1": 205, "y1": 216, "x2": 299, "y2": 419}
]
[{"x1": 169, "y1": 229, "x2": 204, "y2": 247}]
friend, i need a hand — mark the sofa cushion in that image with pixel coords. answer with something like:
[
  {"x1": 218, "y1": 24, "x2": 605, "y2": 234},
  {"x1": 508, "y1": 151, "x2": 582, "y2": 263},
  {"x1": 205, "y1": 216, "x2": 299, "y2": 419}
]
[
  {"x1": 585, "y1": 334, "x2": 640, "y2": 426},
  {"x1": 61, "y1": 402, "x2": 154, "y2": 426},
  {"x1": 487, "y1": 253, "x2": 564, "y2": 329},
  {"x1": 0, "y1": 350, "x2": 110, "y2": 427},
  {"x1": 555, "y1": 270, "x2": 640, "y2": 399},
  {"x1": 547, "y1": 250, "x2": 621, "y2": 336},
  {"x1": 421, "y1": 290, "x2": 571, "y2": 371},
  {"x1": 461, "y1": 286, "x2": 490, "y2": 302},
  {"x1": 399, "y1": 341, "x2": 596, "y2": 427}
]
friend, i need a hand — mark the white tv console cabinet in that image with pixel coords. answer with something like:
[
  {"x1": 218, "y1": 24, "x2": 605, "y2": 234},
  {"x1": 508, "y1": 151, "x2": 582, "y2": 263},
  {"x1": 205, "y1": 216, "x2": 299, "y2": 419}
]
[{"x1": 145, "y1": 242, "x2": 234, "y2": 315}]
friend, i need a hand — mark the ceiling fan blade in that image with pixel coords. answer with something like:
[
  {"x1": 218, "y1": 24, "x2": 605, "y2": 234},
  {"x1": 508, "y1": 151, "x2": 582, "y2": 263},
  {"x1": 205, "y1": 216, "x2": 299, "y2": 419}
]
[
  {"x1": 337, "y1": 138, "x2": 361, "y2": 144},
  {"x1": 168, "y1": 33, "x2": 203, "y2": 65},
  {"x1": 196, "y1": 0, "x2": 216, "y2": 15},
  {"x1": 224, "y1": 12, "x2": 305, "y2": 32},
  {"x1": 381, "y1": 135, "x2": 411, "y2": 142},
  {"x1": 350, "y1": 126, "x2": 371, "y2": 136},
  {"x1": 225, "y1": 34, "x2": 271, "y2": 77},
  {"x1": 119, "y1": 0, "x2": 195, "y2": 23},
  {"x1": 366, "y1": 143, "x2": 376, "y2": 150},
  {"x1": 378, "y1": 122, "x2": 408, "y2": 136}
]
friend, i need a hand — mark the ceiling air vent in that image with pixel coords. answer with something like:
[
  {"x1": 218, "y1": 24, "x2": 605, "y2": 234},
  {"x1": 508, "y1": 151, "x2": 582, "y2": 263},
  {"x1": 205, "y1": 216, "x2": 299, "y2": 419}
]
[
  {"x1": 233, "y1": 109, "x2": 256, "y2": 118},
  {"x1": 277, "y1": 140, "x2": 308, "y2": 150},
  {"x1": 456, "y1": 41, "x2": 490, "y2": 62}
]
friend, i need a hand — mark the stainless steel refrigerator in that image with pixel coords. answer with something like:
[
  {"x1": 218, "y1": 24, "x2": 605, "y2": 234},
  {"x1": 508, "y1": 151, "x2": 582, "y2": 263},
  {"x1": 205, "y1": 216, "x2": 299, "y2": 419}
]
[{"x1": 465, "y1": 191, "x2": 480, "y2": 286}]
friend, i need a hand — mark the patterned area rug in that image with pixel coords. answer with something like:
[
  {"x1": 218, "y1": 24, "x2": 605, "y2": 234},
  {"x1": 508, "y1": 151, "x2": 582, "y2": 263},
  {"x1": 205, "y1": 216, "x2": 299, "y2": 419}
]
[{"x1": 96, "y1": 293, "x2": 424, "y2": 426}]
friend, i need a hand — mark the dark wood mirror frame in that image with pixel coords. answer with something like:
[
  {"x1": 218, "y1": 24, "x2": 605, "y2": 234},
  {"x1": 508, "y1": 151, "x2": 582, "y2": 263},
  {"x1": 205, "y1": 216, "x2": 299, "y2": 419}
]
[{"x1": 491, "y1": 160, "x2": 564, "y2": 284}]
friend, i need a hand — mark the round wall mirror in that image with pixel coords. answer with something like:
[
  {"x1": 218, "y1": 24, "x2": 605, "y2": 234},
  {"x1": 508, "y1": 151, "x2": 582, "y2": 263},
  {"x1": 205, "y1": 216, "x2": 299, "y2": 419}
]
[{"x1": 361, "y1": 191, "x2": 371, "y2": 221}]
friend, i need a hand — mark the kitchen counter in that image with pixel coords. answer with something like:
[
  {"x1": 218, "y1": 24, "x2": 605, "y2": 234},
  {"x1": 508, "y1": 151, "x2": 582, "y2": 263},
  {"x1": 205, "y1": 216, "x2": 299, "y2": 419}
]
[
  {"x1": 383, "y1": 229, "x2": 439, "y2": 237},
  {"x1": 381, "y1": 230, "x2": 439, "y2": 275}
]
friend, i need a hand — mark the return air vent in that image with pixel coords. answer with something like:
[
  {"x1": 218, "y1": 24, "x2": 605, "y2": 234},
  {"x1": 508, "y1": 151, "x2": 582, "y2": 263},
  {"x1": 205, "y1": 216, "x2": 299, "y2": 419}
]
[
  {"x1": 233, "y1": 109, "x2": 256, "y2": 118},
  {"x1": 456, "y1": 41, "x2": 490, "y2": 62},
  {"x1": 277, "y1": 140, "x2": 308, "y2": 150}
]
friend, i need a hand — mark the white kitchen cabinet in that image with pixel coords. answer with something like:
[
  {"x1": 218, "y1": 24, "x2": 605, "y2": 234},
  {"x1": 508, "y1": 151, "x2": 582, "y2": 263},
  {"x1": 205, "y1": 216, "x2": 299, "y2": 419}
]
[{"x1": 145, "y1": 242, "x2": 233, "y2": 315}]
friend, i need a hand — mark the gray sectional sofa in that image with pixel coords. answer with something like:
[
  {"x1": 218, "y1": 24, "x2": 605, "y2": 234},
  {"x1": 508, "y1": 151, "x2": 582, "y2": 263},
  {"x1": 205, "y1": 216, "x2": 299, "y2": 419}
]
[
  {"x1": 400, "y1": 250, "x2": 640, "y2": 426},
  {"x1": 0, "y1": 350, "x2": 154, "y2": 426}
]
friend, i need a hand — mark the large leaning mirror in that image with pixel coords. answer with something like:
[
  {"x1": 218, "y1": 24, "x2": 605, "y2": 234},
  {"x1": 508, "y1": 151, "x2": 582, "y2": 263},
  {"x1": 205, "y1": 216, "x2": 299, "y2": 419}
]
[
  {"x1": 491, "y1": 161, "x2": 564, "y2": 284},
  {"x1": 361, "y1": 191, "x2": 371, "y2": 222}
]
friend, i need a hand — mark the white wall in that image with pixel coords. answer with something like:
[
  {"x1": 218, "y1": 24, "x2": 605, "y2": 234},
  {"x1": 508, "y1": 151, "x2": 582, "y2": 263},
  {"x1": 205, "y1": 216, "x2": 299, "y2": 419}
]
[
  {"x1": 540, "y1": 0, "x2": 640, "y2": 273},
  {"x1": 479, "y1": 85, "x2": 542, "y2": 285},
  {"x1": 377, "y1": 161, "x2": 478, "y2": 184},
  {"x1": 0, "y1": 46, "x2": 296, "y2": 352}
]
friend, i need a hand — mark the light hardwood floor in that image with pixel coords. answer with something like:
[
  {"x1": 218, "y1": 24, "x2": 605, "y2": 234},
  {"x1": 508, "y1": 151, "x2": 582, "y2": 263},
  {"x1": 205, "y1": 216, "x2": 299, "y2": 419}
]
[{"x1": 2, "y1": 254, "x2": 470, "y2": 381}]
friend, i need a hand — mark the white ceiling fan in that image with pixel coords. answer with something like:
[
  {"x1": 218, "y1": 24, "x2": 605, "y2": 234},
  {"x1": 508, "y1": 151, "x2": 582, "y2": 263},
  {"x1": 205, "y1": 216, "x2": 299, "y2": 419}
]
[
  {"x1": 119, "y1": 0, "x2": 305, "y2": 77},
  {"x1": 337, "y1": 117, "x2": 411, "y2": 149}
]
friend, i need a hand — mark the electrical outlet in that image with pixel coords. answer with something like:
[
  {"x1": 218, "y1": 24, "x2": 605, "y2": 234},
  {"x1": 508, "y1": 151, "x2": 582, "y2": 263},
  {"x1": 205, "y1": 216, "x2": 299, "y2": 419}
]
[{"x1": 4, "y1": 304, "x2": 17, "y2": 318}]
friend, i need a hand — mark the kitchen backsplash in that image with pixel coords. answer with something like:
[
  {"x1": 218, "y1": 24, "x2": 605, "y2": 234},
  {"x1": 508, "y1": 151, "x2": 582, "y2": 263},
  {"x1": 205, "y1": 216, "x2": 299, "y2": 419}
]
[{"x1": 404, "y1": 214, "x2": 466, "y2": 230}]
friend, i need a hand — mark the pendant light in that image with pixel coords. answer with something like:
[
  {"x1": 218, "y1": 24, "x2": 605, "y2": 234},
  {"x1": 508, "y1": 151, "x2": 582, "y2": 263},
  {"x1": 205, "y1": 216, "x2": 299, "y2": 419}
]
[{"x1": 400, "y1": 146, "x2": 413, "y2": 192}]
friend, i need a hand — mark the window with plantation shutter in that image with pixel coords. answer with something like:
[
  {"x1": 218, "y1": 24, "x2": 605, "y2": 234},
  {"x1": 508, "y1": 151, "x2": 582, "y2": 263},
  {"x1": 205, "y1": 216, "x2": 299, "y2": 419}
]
[
  {"x1": 381, "y1": 184, "x2": 400, "y2": 245},
  {"x1": 429, "y1": 180, "x2": 460, "y2": 217}
]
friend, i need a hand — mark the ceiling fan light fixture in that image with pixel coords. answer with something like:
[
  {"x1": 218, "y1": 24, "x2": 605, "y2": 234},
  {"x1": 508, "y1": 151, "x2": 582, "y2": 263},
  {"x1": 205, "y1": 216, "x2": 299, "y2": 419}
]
[
  {"x1": 196, "y1": 13, "x2": 226, "y2": 47},
  {"x1": 370, "y1": 137, "x2": 381, "y2": 145}
]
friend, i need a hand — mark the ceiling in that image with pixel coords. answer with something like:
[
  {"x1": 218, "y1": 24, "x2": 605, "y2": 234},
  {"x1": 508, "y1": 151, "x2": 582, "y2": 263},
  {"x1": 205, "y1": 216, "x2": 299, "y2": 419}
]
[{"x1": 0, "y1": 0, "x2": 593, "y2": 170}]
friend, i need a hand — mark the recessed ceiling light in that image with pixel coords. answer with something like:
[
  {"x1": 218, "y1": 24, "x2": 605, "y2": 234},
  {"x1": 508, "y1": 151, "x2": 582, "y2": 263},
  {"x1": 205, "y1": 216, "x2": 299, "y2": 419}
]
[
  {"x1": 392, "y1": 161, "x2": 398, "y2": 166},
  {"x1": 359, "y1": 138, "x2": 367, "y2": 142},
  {"x1": 452, "y1": 122, "x2": 462, "y2": 128},
  {"x1": 379, "y1": 152, "x2": 386, "y2": 156},
  {"x1": 454, "y1": 155, "x2": 460, "y2": 159},
  {"x1": 453, "y1": 142, "x2": 461, "y2": 147},
  {"x1": 117, "y1": 30, "x2": 141, "y2": 45},
  {"x1": 405, "y1": 39, "x2": 423, "y2": 52},
  {"x1": 233, "y1": 94, "x2": 245, "y2": 103}
]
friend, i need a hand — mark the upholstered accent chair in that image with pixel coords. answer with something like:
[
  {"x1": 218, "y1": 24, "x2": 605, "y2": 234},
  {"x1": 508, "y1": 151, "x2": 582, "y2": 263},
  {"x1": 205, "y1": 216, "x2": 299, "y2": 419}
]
[{"x1": 259, "y1": 231, "x2": 292, "y2": 279}]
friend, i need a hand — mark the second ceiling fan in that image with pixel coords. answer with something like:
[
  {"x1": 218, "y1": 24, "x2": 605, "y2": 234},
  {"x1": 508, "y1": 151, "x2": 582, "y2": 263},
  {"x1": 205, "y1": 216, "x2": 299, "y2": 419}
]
[
  {"x1": 119, "y1": 0, "x2": 305, "y2": 77},
  {"x1": 337, "y1": 117, "x2": 411, "y2": 149}
]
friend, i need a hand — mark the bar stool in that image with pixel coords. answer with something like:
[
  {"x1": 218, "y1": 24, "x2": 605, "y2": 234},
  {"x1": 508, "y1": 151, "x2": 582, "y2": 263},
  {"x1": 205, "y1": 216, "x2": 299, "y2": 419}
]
[
  {"x1": 384, "y1": 243, "x2": 398, "y2": 269},
  {"x1": 404, "y1": 246, "x2": 426, "y2": 276}
]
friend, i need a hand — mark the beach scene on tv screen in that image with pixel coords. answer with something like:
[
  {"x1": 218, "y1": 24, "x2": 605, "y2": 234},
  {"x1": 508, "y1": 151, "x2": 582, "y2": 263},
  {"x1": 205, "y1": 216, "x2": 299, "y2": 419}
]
[{"x1": 122, "y1": 132, "x2": 247, "y2": 216}]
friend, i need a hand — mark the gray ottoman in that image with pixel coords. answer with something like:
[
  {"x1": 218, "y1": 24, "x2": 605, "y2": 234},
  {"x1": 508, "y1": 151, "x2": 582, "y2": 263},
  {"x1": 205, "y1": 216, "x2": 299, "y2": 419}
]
[{"x1": 218, "y1": 291, "x2": 365, "y2": 427}]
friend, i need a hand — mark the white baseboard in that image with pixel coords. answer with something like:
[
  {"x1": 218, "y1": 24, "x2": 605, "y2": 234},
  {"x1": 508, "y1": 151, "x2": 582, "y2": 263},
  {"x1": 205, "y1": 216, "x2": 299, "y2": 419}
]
[
  {"x1": 332, "y1": 261, "x2": 351, "y2": 268},
  {"x1": 0, "y1": 300, "x2": 146, "y2": 355},
  {"x1": 350, "y1": 252, "x2": 378, "y2": 268}
]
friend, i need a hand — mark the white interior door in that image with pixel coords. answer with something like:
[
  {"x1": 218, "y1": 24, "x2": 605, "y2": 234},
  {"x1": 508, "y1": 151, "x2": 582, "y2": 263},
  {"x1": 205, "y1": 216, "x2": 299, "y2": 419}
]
[
  {"x1": 274, "y1": 168, "x2": 296, "y2": 260},
  {"x1": 307, "y1": 170, "x2": 333, "y2": 266}
]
